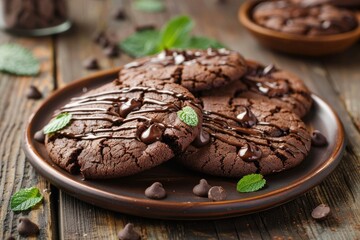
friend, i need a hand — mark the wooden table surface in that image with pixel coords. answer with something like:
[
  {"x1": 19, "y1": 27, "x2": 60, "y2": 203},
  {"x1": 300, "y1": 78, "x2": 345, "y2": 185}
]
[{"x1": 1, "y1": 0, "x2": 360, "y2": 239}]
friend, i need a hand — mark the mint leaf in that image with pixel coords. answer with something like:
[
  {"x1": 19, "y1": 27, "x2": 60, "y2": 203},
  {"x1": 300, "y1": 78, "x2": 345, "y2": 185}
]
[
  {"x1": 11, "y1": 187, "x2": 43, "y2": 212},
  {"x1": 43, "y1": 112, "x2": 72, "y2": 134},
  {"x1": 237, "y1": 174, "x2": 266, "y2": 193},
  {"x1": 134, "y1": 0, "x2": 165, "y2": 12},
  {"x1": 119, "y1": 16, "x2": 226, "y2": 57},
  {"x1": 187, "y1": 36, "x2": 226, "y2": 49},
  {"x1": 159, "y1": 15, "x2": 193, "y2": 49},
  {"x1": 177, "y1": 106, "x2": 198, "y2": 127},
  {"x1": 0, "y1": 43, "x2": 40, "y2": 76},
  {"x1": 120, "y1": 30, "x2": 160, "y2": 57}
]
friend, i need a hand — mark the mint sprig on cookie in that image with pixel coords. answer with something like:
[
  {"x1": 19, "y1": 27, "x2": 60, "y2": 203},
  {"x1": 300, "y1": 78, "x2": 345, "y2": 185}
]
[{"x1": 43, "y1": 112, "x2": 72, "y2": 134}]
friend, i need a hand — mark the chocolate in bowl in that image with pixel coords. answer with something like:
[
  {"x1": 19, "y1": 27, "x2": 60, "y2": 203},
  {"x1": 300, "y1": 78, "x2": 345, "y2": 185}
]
[{"x1": 252, "y1": 0, "x2": 358, "y2": 36}]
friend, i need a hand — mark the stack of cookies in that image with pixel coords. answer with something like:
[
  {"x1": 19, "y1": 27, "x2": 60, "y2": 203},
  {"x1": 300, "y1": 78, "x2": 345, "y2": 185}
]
[{"x1": 44, "y1": 48, "x2": 313, "y2": 179}]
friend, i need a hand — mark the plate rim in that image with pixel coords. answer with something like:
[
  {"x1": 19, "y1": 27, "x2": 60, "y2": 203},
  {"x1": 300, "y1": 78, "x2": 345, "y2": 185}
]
[{"x1": 22, "y1": 68, "x2": 346, "y2": 219}]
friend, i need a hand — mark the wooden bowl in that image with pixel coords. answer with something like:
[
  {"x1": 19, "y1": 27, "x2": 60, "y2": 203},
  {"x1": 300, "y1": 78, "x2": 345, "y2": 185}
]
[{"x1": 239, "y1": 0, "x2": 360, "y2": 56}]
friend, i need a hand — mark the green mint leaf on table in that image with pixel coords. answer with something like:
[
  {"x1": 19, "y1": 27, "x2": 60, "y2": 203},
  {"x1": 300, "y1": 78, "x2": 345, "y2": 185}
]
[
  {"x1": 177, "y1": 106, "x2": 198, "y2": 127},
  {"x1": 187, "y1": 36, "x2": 226, "y2": 49},
  {"x1": 237, "y1": 174, "x2": 266, "y2": 193},
  {"x1": 158, "y1": 15, "x2": 193, "y2": 49},
  {"x1": 0, "y1": 43, "x2": 40, "y2": 76},
  {"x1": 134, "y1": 0, "x2": 165, "y2": 12},
  {"x1": 43, "y1": 112, "x2": 72, "y2": 134},
  {"x1": 120, "y1": 30, "x2": 160, "y2": 57},
  {"x1": 11, "y1": 187, "x2": 43, "y2": 212}
]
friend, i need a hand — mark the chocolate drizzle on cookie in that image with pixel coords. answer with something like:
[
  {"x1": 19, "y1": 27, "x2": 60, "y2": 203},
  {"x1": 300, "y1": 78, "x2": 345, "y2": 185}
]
[
  {"x1": 53, "y1": 84, "x2": 201, "y2": 144},
  {"x1": 200, "y1": 106, "x2": 309, "y2": 159}
]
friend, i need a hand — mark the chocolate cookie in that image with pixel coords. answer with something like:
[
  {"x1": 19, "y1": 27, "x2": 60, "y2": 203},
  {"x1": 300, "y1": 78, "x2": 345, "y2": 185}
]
[
  {"x1": 119, "y1": 48, "x2": 247, "y2": 92},
  {"x1": 177, "y1": 81, "x2": 311, "y2": 177},
  {"x1": 237, "y1": 60, "x2": 312, "y2": 118},
  {"x1": 44, "y1": 79, "x2": 202, "y2": 179},
  {"x1": 252, "y1": 0, "x2": 358, "y2": 36}
]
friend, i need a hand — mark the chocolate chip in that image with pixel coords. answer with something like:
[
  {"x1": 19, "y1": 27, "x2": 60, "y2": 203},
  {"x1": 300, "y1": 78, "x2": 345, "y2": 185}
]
[
  {"x1": 34, "y1": 130, "x2": 45, "y2": 143},
  {"x1": 113, "y1": 8, "x2": 126, "y2": 20},
  {"x1": 311, "y1": 130, "x2": 328, "y2": 147},
  {"x1": 135, "y1": 24, "x2": 156, "y2": 32},
  {"x1": 118, "y1": 223, "x2": 140, "y2": 240},
  {"x1": 83, "y1": 57, "x2": 100, "y2": 70},
  {"x1": 239, "y1": 142, "x2": 262, "y2": 162},
  {"x1": 140, "y1": 123, "x2": 165, "y2": 145},
  {"x1": 104, "y1": 44, "x2": 120, "y2": 58},
  {"x1": 208, "y1": 186, "x2": 227, "y2": 201},
  {"x1": 93, "y1": 31, "x2": 106, "y2": 44},
  {"x1": 193, "y1": 179, "x2": 211, "y2": 197},
  {"x1": 192, "y1": 129, "x2": 210, "y2": 148},
  {"x1": 17, "y1": 217, "x2": 39, "y2": 237},
  {"x1": 26, "y1": 85, "x2": 42, "y2": 99},
  {"x1": 311, "y1": 204, "x2": 331, "y2": 220},
  {"x1": 263, "y1": 64, "x2": 276, "y2": 75},
  {"x1": 145, "y1": 182, "x2": 166, "y2": 199}
]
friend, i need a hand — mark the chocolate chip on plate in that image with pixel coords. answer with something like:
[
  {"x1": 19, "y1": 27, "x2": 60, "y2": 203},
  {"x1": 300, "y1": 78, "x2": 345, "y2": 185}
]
[
  {"x1": 208, "y1": 186, "x2": 227, "y2": 201},
  {"x1": 118, "y1": 223, "x2": 140, "y2": 240},
  {"x1": 113, "y1": 8, "x2": 126, "y2": 20},
  {"x1": 17, "y1": 217, "x2": 39, "y2": 237},
  {"x1": 145, "y1": 182, "x2": 166, "y2": 199},
  {"x1": 83, "y1": 57, "x2": 100, "y2": 70},
  {"x1": 135, "y1": 24, "x2": 156, "y2": 32},
  {"x1": 311, "y1": 130, "x2": 328, "y2": 147},
  {"x1": 193, "y1": 179, "x2": 212, "y2": 197},
  {"x1": 34, "y1": 130, "x2": 45, "y2": 143},
  {"x1": 93, "y1": 31, "x2": 106, "y2": 45},
  {"x1": 104, "y1": 44, "x2": 120, "y2": 58},
  {"x1": 311, "y1": 204, "x2": 331, "y2": 220},
  {"x1": 26, "y1": 85, "x2": 42, "y2": 100}
]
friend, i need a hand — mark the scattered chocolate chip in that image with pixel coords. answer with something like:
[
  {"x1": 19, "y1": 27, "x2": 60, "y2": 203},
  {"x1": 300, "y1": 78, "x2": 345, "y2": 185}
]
[
  {"x1": 34, "y1": 130, "x2": 45, "y2": 143},
  {"x1": 311, "y1": 130, "x2": 328, "y2": 147},
  {"x1": 311, "y1": 204, "x2": 331, "y2": 220},
  {"x1": 83, "y1": 57, "x2": 100, "y2": 70},
  {"x1": 17, "y1": 217, "x2": 39, "y2": 237},
  {"x1": 93, "y1": 31, "x2": 105, "y2": 44},
  {"x1": 118, "y1": 223, "x2": 140, "y2": 240},
  {"x1": 208, "y1": 186, "x2": 227, "y2": 201},
  {"x1": 145, "y1": 182, "x2": 166, "y2": 199},
  {"x1": 193, "y1": 179, "x2": 211, "y2": 197},
  {"x1": 135, "y1": 24, "x2": 156, "y2": 32},
  {"x1": 26, "y1": 85, "x2": 42, "y2": 100},
  {"x1": 113, "y1": 8, "x2": 126, "y2": 20},
  {"x1": 104, "y1": 44, "x2": 120, "y2": 58}
]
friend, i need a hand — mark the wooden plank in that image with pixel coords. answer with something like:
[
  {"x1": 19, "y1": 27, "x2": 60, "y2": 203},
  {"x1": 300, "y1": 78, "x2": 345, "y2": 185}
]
[
  {"x1": 55, "y1": 0, "x2": 360, "y2": 239},
  {"x1": 0, "y1": 36, "x2": 57, "y2": 239}
]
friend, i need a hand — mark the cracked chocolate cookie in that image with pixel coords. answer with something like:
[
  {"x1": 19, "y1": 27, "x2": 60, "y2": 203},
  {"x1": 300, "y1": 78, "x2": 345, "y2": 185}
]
[
  {"x1": 119, "y1": 48, "x2": 247, "y2": 92},
  {"x1": 237, "y1": 60, "x2": 312, "y2": 118},
  {"x1": 177, "y1": 80, "x2": 311, "y2": 177},
  {"x1": 44, "y1": 79, "x2": 202, "y2": 179}
]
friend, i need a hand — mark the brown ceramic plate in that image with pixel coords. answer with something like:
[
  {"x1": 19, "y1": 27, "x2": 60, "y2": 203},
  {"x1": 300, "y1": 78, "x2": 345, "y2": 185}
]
[
  {"x1": 23, "y1": 69, "x2": 345, "y2": 220},
  {"x1": 239, "y1": 0, "x2": 360, "y2": 56}
]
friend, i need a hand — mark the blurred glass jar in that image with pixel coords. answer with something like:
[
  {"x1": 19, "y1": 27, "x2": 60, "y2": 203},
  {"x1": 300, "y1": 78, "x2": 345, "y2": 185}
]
[{"x1": 0, "y1": 0, "x2": 71, "y2": 36}]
